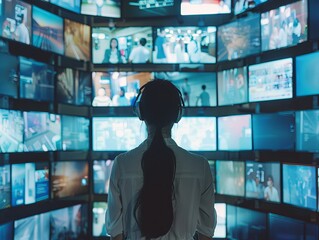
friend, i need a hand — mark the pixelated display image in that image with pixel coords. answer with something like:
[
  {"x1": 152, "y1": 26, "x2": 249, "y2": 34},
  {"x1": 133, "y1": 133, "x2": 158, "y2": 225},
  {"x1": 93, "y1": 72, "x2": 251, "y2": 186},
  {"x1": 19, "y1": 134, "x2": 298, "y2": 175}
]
[
  {"x1": 218, "y1": 114, "x2": 252, "y2": 151},
  {"x1": 261, "y1": 0, "x2": 308, "y2": 52},
  {"x1": 81, "y1": 0, "x2": 120, "y2": 18},
  {"x1": 172, "y1": 117, "x2": 217, "y2": 151},
  {"x1": 50, "y1": 0, "x2": 81, "y2": 13},
  {"x1": 246, "y1": 162, "x2": 280, "y2": 202},
  {"x1": 248, "y1": 58, "x2": 293, "y2": 102},
  {"x1": 51, "y1": 161, "x2": 89, "y2": 199},
  {"x1": 23, "y1": 112, "x2": 61, "y2": 152},
  {"x1": 93, "y1": 117, "x2": 146, "y2": 151},
  {"x1": 92, "y1": 202, "x2": 109, "y2": 237},
  {"x1": 283, "y1": 164, "x2": 317, "y2": 210},
  {"x1": 216, "y1": 161, "x2": 245, "y2": 197},
  {"x1": 0, "y1": 53, "x2": 19, "y2": 98},
  {"x1": 0, "y1": 165, "x2": 10, "y2": 209},
  {"x1": 153, "y1": 27, "x2": 216, "y2": 64},
  {"x1": 181, "y1": 0, "x2": 231, "y2": 15},
  {"x1": 93, "y1": 160, "x2": 113, "y2": 194}
]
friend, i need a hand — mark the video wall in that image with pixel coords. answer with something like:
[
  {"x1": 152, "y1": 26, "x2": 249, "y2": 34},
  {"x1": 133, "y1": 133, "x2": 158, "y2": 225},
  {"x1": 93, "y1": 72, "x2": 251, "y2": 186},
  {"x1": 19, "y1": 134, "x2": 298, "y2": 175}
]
[{"x1": 0, "y1": 0, "x2": 319, "y2": 239}]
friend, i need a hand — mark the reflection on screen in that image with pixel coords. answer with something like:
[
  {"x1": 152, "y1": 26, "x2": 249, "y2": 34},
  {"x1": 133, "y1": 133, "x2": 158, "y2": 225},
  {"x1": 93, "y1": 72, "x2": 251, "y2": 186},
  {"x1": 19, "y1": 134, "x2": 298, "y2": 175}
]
[
  {"x1": 181, "y1": 0, "x2": 231, "y2": 15},
  {"x1": 51, "y1": 161, "x2": 88, "y2": 199},
  {"x1": 216, "y1": 161, "x2": 245, "y2": 197},
  {"x1": 23, "y1": 112, "x2": 61, "y2": 152},
  {"x1": 93, "y1": 202, "x2": 109, "y2": 237},
  {"x1": 0, "y1": 165, "x2": 10, "y2": 209},
  {"x1": 246, "y1": 162, "x2": 280, "y2": 202},
  {"x1": 214, "y1": 203, "x2": 226, "y2": 238},
  {"x1": 50, "y1": 0, "x2": 81, "y2": 13},
  {"x1": 283, "y1": 164, "x2": 317, "y2": 210},
  {"x1": 249, "y1": 58, "x2": 293, "y2": 102},
  {"x1": 81, "y1": 0, "x2": 120, "y2": 18},
  {"x1": 0, "y1": 53, "x2": 18, "y2": 98},
  {"x1": 296, "y1": 110, "x2": 319, "y2": 152},
  {"x1": 218, "y1": 114, "x2": 252, "y2": 151},
  {"x1": 172, "y1": 117, "x2": 216, "y2": 151},
  {"x1": 124, "y1": 0, "x2": 178, "y2": 17},
  {"x1": 153, "y1": 27, "x2": 216, "y2": 64},
  {"x1": 93, "y1": 160, "x2": 113, "y2": 194},
  {"x1": 93, "y1": 117, "x2": 146, "y2": 151},
  {"x1": 234, "y1": 0, "x2": 268, "y2": 15}
]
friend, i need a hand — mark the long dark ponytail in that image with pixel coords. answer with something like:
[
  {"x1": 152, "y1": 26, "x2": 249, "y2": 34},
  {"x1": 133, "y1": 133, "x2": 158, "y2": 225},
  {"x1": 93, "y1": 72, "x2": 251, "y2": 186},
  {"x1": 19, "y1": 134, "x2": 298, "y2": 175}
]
[{"x1": 133, "y1": 80, "x2": 183, "y2": 238}]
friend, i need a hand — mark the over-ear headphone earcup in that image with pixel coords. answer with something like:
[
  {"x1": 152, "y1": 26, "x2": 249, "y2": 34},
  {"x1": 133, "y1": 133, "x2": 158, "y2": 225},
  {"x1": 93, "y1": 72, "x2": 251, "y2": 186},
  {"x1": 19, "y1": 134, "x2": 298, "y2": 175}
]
[
  {"x1": 135, "y1": 101, "x2": 144, "y2": 121},
  {"x1": 175, "y1": 107, "x2": 183, "y2": 123}
]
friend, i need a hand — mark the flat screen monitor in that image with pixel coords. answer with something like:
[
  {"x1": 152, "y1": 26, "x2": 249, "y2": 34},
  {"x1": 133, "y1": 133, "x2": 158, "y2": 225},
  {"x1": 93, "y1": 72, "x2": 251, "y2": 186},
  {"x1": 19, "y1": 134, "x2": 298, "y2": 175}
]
[
  {"x1": 75, "y1": 71, "x2": 92, "y2": 106},
  {"x1": 81, "y1": 0, "x2": 120, "y2": 18},
  {"x1": 50, "y1": 0, "x2": 81, "y2": 13},
  {"x1": 181, "y1": 0, "x2": 231, "y2": 15},
  {"x1": 234, "y1": 0, "x2": 269, "y2": 15},
  {"x1": 92, "y1": 117, "x2": 146, "y2": 151},
  {"x1": 64, "y1": 19, "x2": 91, "y2": 61},
  {"x1": 283, "y1": 164, "x2": 317, "y2": 210},
  {"x1": 153, "y1": 72, "x2": 217, "y2": 106},
  {"x1": 214, "y1": 203, "x2": 226, "y2": 238},
  {"x1": 269, "y1": 213, "x2": 304, "y2": 240},
  {"x1": 92, "y1": 27, "x2": 152, "y2": 64},
  {"x1": 23, "y1": 112, "x2": 61, "y2": 152},
  {"x1": 0, "y1": 52, "x2": 18, "y2": 98},
  {"x1": 11, "y1": 162, "x2": 49, "y2": 206},
  {"x1": 261, "y1": 0, "x2": 308, "y2": 52},
  {"x1": 124, "y1": 0, "x2": 179, "y2": 18},
  {"x1": 32, "y1": 6, "x2": 64, "y2": 55},
  {"x1": 14, "y1": 212, "x2": 50, "y2": 240},
  {"x1": 93, "y1": 160, "x2": 113, "y2": 194},
  {"x1": 217, "y1": 14, "x2": 260, "y2": 62},
  {"x1": 50, "y1": 204, "x2": 88, "y2": 239},
  {"x1": 253, "y1": 112, "x2": 295, "y2": 150},
  {"x1": 51, "y1": 161, "x2": 88, "y2": 199},
  {"x1": 153, "y1": 26, "x2": 216, "y2": 64},
  {"x1": 92, "y1": 72, "x2": 152, "y2": 107},
  {"x1": 19, "y1": 57, "x2": 54, "y2": 102},
  {"x1": 172, "y1": 117, "x2": 217, "y2": 151},
  {"x1": 296, "y1": 51, "x2": 319, "y2": 97},
  {"x1": 216, "y1": 160, "x2": 245, "y2": 197},
  {"x1": 56, "y1": 68, "x2": 75, "y2": 104},
  {"x1": 218, "y1": 114, "x2": 252, "y2": 151},
  {"x1": 0, "y1": 0, "x2": 32, "y2": 44},
  {"x1": 0, "y1": 109, "x2": 24, "y2": 153},
  {"x1": 92, "y1": 202, "x2": 109, "y2": 237},
  {"x1": 248, "y1": 58, "x2": 293, "y2": 102},
  {"x1": 0, "y1": 164, "x2": 10, "y2": 209},
  {"x1": 0, "y1": 222, "x2": 13, "y2": 240},
  {"x1": 217, "y1": 67, "x2": 248, "y2": 106},
  {"x1": 306, "y1": 222, "x2": 319, "y2": 240},
  {"x1": 296, "y1": 110, "x2": 319, "y2": 152},
  {"x1": 245, "y1": 161, "x2": 280, "y2": 202}
]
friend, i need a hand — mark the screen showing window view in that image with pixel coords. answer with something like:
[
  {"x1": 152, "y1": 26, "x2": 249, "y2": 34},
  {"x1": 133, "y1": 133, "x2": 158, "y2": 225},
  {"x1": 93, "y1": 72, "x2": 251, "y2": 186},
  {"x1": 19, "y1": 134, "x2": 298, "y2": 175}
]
[
  {"x1": 0, "y1": 165, "x2": 10, "y2": 209},
  {"x1": 93, "y1": 160, "x2": 113, "y2": 194},
  {"x1": 217, "y1": 67, "x2": 248, "y2": 106},
  {"x1": 61, "y1": 116, "x2": 90, "y2": 151},
  {"x1": 0, "y1": 0, "x2": 32, "y2": 44},
  {"x1": 19, "y1": 57, "x2": 55, "y2": 102},
  {"x1": 261, "y1": 0, "x2": 308, "y2": 52},
  {"x1": 124, "y1": 0, "x2": 178, "y2": 17},
  {"x1": 0, "y1": 53, "x2": 19, "y2": 98},
  {"x1": 32, "y1": 6, "x2": 64, "y2": 55},
  {"x1": 283, "y1": 164, "x2": 317, "y2": 210},
  {"x1": 93, "y1": 202, "x2": 109, "y2": 237},
  {"x1": 296, "y1": 110, "x2": 319, "y2": 152},
  {"x1": 296, "y1": 51, "x2": 319, "y2": 97},
  {"x1": 172, "y1": 117, "x2": 217, "y2": 151},
  {"x1": 218, "y1": 114, "x2": 252, "y2": 151},
  {"x1": 23, "y1": 112, "x2": 61, "y2": 152},
  {"x1": 51, "y1": 161, "x2": 88, "y2": 199},
  {"x1": 0, "y1": 109, "x2": 24, "y2": 153},
  {"x1": 218, "y1": 14, "x2": 260, "y2": 62},
  {"x1": 216, "y1": 161, "x2": 245, "y2": 197},
  {"x1": 92, "y1": 27, "x2": 152, "y2": 64},
  {"x1": 234, "y1": 0, "x2": 268, "y2": 15},
  {"x1": 81, "y1": 0, "x2": 120, "y2": 18},
  {"x1": 92, "y1": 72, "x2": 152, "y2": 107},
  {"x1": 153, "y1": 72, "x2": 217, "y2": 107},
  {"x1": 246, "y1": 162, "x2": 280, "y2": 202},
  {"x1": 181, "y1": 0, "x2": 231, "y2": 15},
  {"x1": 93, "y1": 117, "x2": 146, "y2": 151},
  {"x1": 253, "y1": 112, "x2": 295, "y2": 150},
  {"x1": 248, "y1": 58, "x2": 293, "y2": 102},
  {"x1": 50, "y1": 0, "x2": 81, "y2": 13},
  {"x1": 64, "y1": 19, "x2": 91, "y2": 61},
  {"x1": 153, "y1": 26, "x2": 216, "y2": 64}
]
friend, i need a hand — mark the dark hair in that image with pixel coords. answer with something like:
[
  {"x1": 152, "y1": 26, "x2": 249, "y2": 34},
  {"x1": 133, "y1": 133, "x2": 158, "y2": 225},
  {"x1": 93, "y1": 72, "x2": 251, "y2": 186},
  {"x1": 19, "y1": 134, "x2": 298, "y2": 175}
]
[
  {"x1": 134, "y1": 80, "x2": 182, "y2": 238},
  {"x1": 268, "y1": 175, "x2": 274, "y2": 182},
  {"x1": 201, "y1": 84, "x2": 206, "y2": 90},
  {"x1": 109, "y1": 38, "x2": 118, "y2": 49},
  {"x1": 139, "y1": 38, "x2": 147, "y2": 46}
]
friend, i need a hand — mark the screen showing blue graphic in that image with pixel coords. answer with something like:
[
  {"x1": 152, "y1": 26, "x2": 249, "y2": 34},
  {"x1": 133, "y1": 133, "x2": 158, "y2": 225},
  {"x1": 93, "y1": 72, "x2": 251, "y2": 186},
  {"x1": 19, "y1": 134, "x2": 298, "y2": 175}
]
[{"x1": 50, "y1": 0, "x2": 81, "y2": 13}]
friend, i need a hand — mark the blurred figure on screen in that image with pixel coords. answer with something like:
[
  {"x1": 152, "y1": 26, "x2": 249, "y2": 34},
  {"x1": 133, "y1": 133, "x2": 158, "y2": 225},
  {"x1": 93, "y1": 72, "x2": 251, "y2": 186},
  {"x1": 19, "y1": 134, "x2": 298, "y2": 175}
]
[
  {"x1": 246, "y1": 169, "x2": 257, "y2": 198},
  {"x1": 187, "y1": 36, "x2": 201, "y2": 63},
  {"x1": 155, "y1": 28, "x2": 167, "y2": 63},
  {"x1": 264, "y1": 175, "x2": 279, "y2": 202},
  {"x1": 112, "y1": 87, "x2": 130, "y2": 106},
  {"x1": 181, "y1": 78, "x2": 191, "y2": 106},
  {"x1": 102, "y1": 38, "x2": 123, "y2": 64},
  {"x1": 15, "y1": 9, "x2": 30, "y2": 44},
  {"x1": 92, "y1": 87, "x2": 112, "y2": 106},
  {"x1": 174, "y1": 39, "x2": 185, "y2": 63},
  {"x1": 129, "y1": 38, "x2": 150, "y2": 63},
  {"x1": 96, "y1": 0, "x2": 104, "y2": 16},
  {"x1": 196, "y1": 84, "x2": 210, "y2": 106}
]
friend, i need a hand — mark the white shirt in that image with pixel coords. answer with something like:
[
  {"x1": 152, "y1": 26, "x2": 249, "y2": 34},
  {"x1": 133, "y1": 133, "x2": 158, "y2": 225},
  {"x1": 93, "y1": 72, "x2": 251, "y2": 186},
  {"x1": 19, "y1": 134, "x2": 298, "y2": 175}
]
[
  {"x1": 106, "y1": 138, "x2": 216, "y2": 239},
  {"x1": 264, "y1": 186, "x2": 280, "y2": 202},
  {"x1": 129, "y1": 45, "x2": 150, "y2": 63}
]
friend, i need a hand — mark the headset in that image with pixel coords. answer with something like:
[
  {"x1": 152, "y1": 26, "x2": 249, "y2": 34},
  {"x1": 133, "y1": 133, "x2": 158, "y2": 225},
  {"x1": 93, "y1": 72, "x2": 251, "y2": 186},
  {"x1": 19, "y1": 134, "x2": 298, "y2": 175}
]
[{"x1": 133, "y1": 81, "x2": 184, "y2": 124}]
